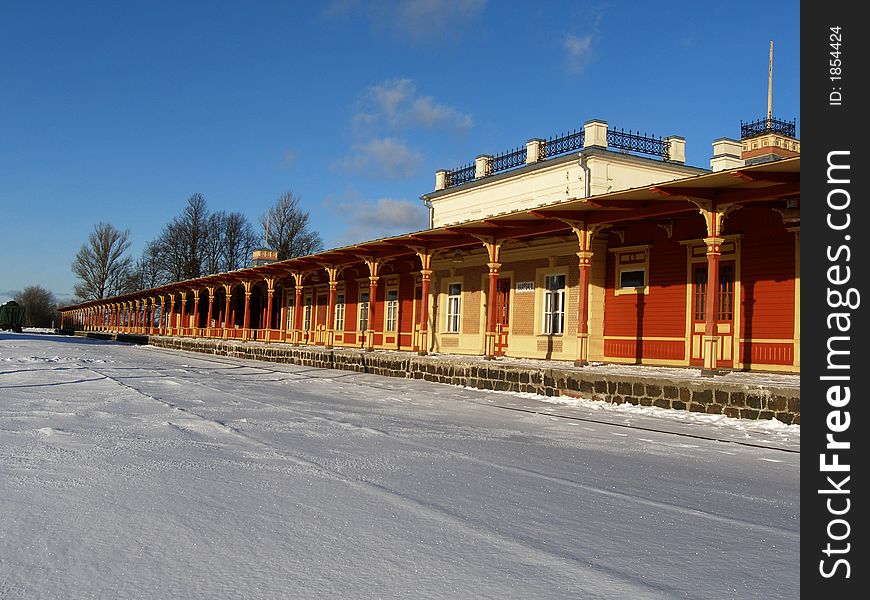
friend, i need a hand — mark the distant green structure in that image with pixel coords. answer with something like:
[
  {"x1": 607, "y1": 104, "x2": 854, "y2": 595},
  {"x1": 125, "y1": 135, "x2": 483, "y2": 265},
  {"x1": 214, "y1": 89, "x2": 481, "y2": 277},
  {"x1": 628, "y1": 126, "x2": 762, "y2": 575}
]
[{"x1": 0, "y1": 300, "x2": 25, "y2": 333}]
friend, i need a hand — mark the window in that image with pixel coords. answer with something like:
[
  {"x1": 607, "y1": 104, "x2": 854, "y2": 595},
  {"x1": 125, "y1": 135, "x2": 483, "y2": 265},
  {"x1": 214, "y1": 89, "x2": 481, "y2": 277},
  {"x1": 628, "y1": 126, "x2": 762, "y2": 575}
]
[
  {"x1": 385, "y1": 290, "x2": 398, "y2": 332},
  {"x1": 446, "y1": 283, "x2": 461, "y2": 333},
  {"x1": 303, "y1": 296, "x2": 313, "y2": 331},
  {"x1": 619, "y1": 269, "x2": 646, "y2": 289},
  {"x1": 334, "y1": 293, "x2": 345, "y2": 331},
  {"x1": 542, "y1": 274, "x2": 566, "y2": 335},
  {"x1": 358, "y1": 292, "x2": 369, "y2": 331},
  {"x1": 693, "y1": 264, "x2": 735, "y2": 321},
  {"x1": 718, "y1": 264, "x2": 734, "y2": 320},
  {"x1": 286, "y1": 298, "x2": 294, "y2": 330},
  {"x1": 611, "y1": 245, "x2": 651, "y2": 295}
]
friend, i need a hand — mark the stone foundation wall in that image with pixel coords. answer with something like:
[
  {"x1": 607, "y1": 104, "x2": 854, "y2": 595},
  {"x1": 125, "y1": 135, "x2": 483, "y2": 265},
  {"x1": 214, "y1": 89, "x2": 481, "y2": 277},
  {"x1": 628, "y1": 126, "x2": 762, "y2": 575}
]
[{"x1": 142, "y1": 336, "x2": 799, "y2": 424}]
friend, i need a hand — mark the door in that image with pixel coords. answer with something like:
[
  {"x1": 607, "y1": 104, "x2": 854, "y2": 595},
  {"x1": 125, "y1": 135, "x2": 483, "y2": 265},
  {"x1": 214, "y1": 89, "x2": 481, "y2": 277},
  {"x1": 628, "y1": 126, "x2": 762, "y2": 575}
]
[
  {"x1": 690, "y1": 261, "x2": 735, "y2": 367},
  {"x1": 495, "y1": 278, "x2": 511, "y2": 356},
  {"x1": 316, "y1": 293, "x2": 328, "y2": 344},
  {"x1": 413, "y1": 284, "x2": 422, "y2": 351}
]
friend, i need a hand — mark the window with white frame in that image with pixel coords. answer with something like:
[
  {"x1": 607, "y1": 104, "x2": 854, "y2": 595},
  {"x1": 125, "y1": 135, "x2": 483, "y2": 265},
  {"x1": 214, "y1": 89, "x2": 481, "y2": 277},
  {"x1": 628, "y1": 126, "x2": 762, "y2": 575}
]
[
  {"x1": 334, "y1": 293, "x2": 345, "y2": 331},
  {"x1": 385, "y1": 289, "x2": 398, "y2": 332},
  {"x1": 358, "y1": 291, "x2": 370, "y2": 331},
  {"x1": 542, "y1": 274, "x2": 566, "y2": 335},
  {"x1": 303, "y1": 296, "x2": 312, "y2": 330},
  {"x1": 446, "y1": 283, "x2": 461, "y2": 333},
  {"x1": 611, "y1": 246, "x2": 651, "y2": 295}
]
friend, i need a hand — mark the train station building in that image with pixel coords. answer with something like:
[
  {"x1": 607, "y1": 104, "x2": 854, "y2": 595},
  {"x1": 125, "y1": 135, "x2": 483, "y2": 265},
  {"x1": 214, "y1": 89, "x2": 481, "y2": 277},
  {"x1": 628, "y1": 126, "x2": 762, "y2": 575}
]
[{"x1": 60, "y1": 118, "x2": 800, "y2": 375}]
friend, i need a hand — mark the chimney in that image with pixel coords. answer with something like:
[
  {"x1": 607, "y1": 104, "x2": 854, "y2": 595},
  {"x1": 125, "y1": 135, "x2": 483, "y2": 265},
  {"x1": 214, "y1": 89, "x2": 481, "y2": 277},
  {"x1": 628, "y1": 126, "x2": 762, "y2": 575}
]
[{"x1": 710, "y1": 138, "x2": 745, "y2": 171}]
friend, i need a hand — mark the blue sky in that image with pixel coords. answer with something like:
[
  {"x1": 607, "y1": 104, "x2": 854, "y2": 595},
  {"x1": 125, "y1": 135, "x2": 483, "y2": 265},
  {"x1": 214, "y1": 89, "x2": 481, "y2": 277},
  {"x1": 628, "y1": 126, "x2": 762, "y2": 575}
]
[{"x1": 0, "y1": 1, "x2": 800, "y2": 303}]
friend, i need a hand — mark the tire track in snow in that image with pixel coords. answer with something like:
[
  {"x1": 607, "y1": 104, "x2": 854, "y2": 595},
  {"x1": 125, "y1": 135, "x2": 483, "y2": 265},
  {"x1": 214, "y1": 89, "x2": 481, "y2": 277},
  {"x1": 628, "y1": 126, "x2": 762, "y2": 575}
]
[
  {"x1": 80, "y1": 361, "x2": 706, "y2": 600},
  {"x1": 101, "y1": 352, "x2": 799, "y2": 540},
  {"x1": 178, "y1": 368, "x2": 799, "y2": 542}
]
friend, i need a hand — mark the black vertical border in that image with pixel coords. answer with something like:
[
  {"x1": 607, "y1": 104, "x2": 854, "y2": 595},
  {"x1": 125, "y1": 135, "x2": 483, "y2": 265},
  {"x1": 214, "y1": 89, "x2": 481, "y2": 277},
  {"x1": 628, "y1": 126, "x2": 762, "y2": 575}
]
[{"x1": 802, "y1": 2, "x2": 868, "y2": 596}]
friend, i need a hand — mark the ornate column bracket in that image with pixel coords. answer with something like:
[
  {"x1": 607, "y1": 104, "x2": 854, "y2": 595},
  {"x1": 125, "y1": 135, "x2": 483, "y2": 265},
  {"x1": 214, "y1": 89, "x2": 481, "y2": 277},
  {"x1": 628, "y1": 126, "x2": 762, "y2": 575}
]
[
  {"x1": 358, "y1": 258, "x2": 382, "y2": 352},
  {"x1": 470, "y1": 237, "x2": 503, "y2": 359},
  {"x1": 408, "y1": 247, "x2": 434, "y2": 355},
  {"x1": 689, "y1": 199, "x2": 742, "y2": 238},
  {"x1": 319, "y1": 265, "x2": 341, "y2": 349},
  {"x1": 192, "y1": 289, "x2": 201, "y2": 337},
  {"x1": 291, "y1": 272, "x2": 305, "y2": 345},
  {"x1": 562, "y1": 220, "x2": 606, "y2": 367},
  {"x1": 205, "y1": 287, "x2": 215, "y2": 338},
  {"x1": 263, "y1": 276, "x2": 276, "y2": 342},
  {"x1": 242, "y1": 280, "x2": 253, "y2": 341}
]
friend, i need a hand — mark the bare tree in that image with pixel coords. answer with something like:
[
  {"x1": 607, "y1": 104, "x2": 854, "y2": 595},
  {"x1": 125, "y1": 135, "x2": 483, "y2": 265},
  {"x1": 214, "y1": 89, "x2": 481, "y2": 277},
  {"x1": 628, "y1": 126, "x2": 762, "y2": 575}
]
[
  {"x1": 155, "y1": 193, "x2": 211, "y2": 282},
  {"x1": 15, "y1": 285, "x2": 58, "y2": 327},
  {"x1": 71, "y1": 222, "x2": 135, "y2": 301},
  {"x1": 222, "y1": 211, "x2": 261, "y2": 270},
  {"x1": 202, "y1": 211, "x2": 228, "y2": 275},
  {"x1": 260, "y1": 191, "x2": 323, "y2": 260},
  {"x1": 131, "y1": 240, "x2": 169, "y2": 291}
]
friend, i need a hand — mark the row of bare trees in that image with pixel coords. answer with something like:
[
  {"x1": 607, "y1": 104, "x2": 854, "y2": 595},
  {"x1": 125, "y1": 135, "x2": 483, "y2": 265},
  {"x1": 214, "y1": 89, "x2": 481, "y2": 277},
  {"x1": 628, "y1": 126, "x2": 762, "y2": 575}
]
[{"x1": 71, "y1": 191, "x2": 322, "y2": 302}]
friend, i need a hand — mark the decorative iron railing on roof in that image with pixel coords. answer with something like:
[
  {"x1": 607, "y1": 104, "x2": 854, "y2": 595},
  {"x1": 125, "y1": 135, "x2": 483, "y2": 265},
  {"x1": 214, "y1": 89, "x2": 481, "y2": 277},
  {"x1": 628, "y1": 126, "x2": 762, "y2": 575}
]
[
  {"x1": 446, "y1": 162, "x2": 476, "y2": 187},
  {"x1": 491, "y1": 146, "x2": 527, "y2": 175},
  {"x1": 540, "y1": 128, "x2": 585, "y2": 160},
  {"x1": 606, "y1": 128, "x2": 669, "y2": 159},
  {"x1": 740, "y1": 117, "x2": 796, "y2": 139},
  {"x1": 441, "y1": 122, "x2": 674, "y2": 189}
]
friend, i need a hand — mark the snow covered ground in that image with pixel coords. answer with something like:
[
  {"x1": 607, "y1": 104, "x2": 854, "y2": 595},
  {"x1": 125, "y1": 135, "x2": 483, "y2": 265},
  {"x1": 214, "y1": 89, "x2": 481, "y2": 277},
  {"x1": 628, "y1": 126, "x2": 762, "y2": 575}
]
[{"x1": 1, "y1": 332, "x2": 799, "y2": 599}]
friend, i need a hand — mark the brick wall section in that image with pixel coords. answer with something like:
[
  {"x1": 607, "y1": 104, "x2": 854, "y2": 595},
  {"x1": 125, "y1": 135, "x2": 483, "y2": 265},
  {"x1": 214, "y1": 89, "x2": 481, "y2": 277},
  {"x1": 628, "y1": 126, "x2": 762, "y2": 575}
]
[{"x1": 137, "y1": 334, "x2": 799, "y2": 424}]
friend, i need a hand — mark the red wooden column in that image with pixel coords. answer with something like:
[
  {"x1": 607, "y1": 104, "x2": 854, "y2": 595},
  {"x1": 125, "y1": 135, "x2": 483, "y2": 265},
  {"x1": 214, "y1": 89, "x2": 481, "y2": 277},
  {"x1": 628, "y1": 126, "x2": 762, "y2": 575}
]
[
  {"x1": 242, "y1": 281, "x2": 252, "y2": 341},
  {"x1": 367, "y1": 277, "x2": 379, "y2": 351},
  {"x1": 418, "y1": 269, "x2": 432, "y2": 355},
  {"x1": 264, "y1": 277, "x2": 275, "y2": 342},
  {"x1": 485, "y1": 262, "x2": 501, "y2": 359},
  {"x1": 223, "y1": 284, "x2": 233, "y2": 339},
  {"x1": 572, "y1": 223, "x2": 600, "y2": 367},
  {"x1": 411, "y1": 250, "x2": 433, "y2": 356},
  {"x1": 692, "y1": 201, "x2": 737, "y2": 375},
  {"x1": 362, "y1": 258, "x2": 381, "y2": 352},
  {"x1": 206, "y1": 287, "x2": 215, "y2": 338},
  {"x1": 702, "y1": 235, "x2": 725, "y2": 374},
  {"x1": 323, "y1": 266, "x2": 339, "y2": 349},
  {"x1": 158, "y1": 297, "x2": 166, "y2": 335},
  {"x1": 168, "y1": 295, "x2": 177, "y2": 336},
  {"x1": 134, "y1": 300, "x2": 141, "y2": 332},
  {"x1": 150, "y1": 297, "x2": 157, "y2": 334},
  {"x1": 575, "y1": 249, "x2": 593, "y2": 366},
  {"x1": 179, "y1": 292, "x2": 188, "y2": 337},
  {"x1": 278, "y1": 285, "x2": 288, "y2": 343},
  {"x1": 292, "y1": 273, "x2": 304, "y2": 345},
  {"x1": 481, "y1": 240, "x2": 502, "y2": 360},
  {"x1": 192, "y1": 290, "x2": 200, "y2": 337}
]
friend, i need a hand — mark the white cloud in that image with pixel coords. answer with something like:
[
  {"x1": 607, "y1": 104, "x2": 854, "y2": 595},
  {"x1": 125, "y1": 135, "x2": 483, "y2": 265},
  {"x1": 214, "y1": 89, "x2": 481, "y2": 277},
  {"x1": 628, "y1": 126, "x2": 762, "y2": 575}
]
[
  {"x1": 563, "y1": 33, "x2": 594, "y2": 73},
  {"x1": 326, "y1": 0, "x2": 487, "y2": 43},
  {"x1": 337, "y1": 137, "x2": 421, "y2": 179},
  {"x1": 354, "y1": 79, "x2": 472, "y2": 131},
  {"x1": 279, "y1": 149, "x2": 298, "y2": 170},
  {"x1": 337, "y1": 197, "x2": 429, "y2": 244}
]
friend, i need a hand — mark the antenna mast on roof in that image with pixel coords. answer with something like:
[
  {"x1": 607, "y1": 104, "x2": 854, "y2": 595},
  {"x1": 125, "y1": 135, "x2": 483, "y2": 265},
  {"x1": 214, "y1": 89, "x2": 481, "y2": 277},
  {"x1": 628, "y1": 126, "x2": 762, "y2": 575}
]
[{"x1": 767, "y1": 40, "x2": 774, "y2": 129}]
